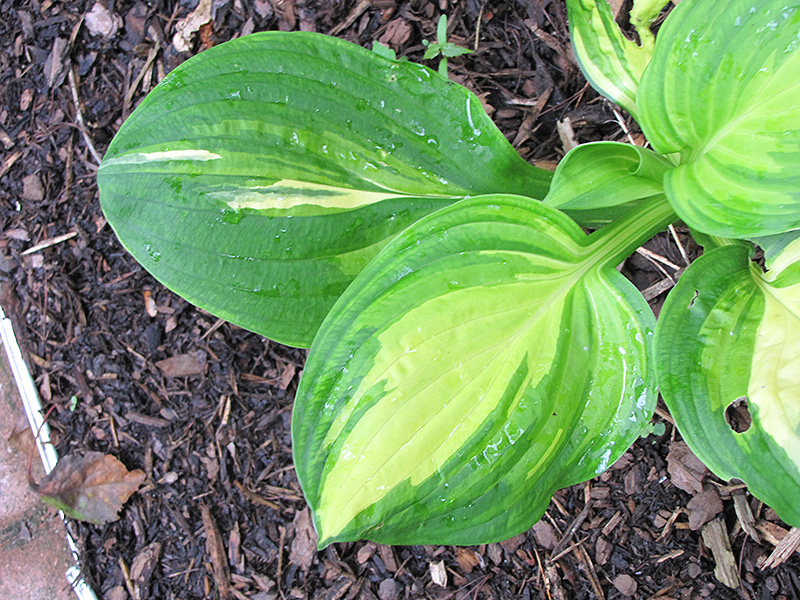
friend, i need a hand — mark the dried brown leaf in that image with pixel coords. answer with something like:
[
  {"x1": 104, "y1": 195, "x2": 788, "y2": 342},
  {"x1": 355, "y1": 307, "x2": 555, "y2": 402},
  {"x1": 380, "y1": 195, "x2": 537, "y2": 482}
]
[{"x1": 30, "y1": 451, "x2": 145, "y2": 524}]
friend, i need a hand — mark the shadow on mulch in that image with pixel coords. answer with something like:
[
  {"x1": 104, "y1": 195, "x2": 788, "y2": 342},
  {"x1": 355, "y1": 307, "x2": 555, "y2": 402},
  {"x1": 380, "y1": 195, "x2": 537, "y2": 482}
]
[{"x1": 1, "y1": 1, "x2": 798, "y2": 599}]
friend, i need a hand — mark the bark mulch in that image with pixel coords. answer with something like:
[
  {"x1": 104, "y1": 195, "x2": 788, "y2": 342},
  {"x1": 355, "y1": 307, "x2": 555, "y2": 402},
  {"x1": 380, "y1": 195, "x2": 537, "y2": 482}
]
[{"x1": 1, "y1": 1, "x2": 799, "y2": 599}]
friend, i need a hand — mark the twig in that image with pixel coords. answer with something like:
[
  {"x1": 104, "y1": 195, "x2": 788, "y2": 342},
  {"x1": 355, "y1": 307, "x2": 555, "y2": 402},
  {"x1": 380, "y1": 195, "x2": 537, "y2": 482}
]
[
  {"x1": 641, "y1": 267, "x2": 686, "y2": 302},
  {"x1": 67, "y1": 66, "x2": 102, "y2": 166},
  {"x1": 612, "y1": 107, "x2": 637, "y2": 146},
  {"x1": 669, "y1": 224, "x2": 692, "y2": 266},
  {"x1": 474, "y1": 4, "x2": 484, "y2": 52},
  {"x1": 22, "y1": 231, "x2": 78, "y2": 255},
  {"x1": 636, "y1": 246, "x2": 682, "y2": 271},
  {"x1": 576, "y1": 544, "x2": 605, "y2": 600},
  {"x1": 328, "y1": 0, "x2": 370, "y2": 35},
  {"x1": 123, "y1": 44, "x2": 159, "y2": 111}
]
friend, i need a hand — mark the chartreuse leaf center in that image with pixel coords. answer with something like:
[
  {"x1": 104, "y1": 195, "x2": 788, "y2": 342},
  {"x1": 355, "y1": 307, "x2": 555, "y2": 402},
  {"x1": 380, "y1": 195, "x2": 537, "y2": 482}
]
[
  {"x1": 656, "y1": 235, "x2": 800, "y2": 529},
  {"x1": 294, "y1": 195, "x2": 675, "y2": 547}
]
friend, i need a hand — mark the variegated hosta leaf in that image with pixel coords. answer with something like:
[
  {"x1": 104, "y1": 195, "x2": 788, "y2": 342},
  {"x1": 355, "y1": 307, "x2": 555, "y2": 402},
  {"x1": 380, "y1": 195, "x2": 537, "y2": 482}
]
[
  {"x1": 98, "y1": 32, "x2": 552, "y2": 348},
  {"x1": 629, "y1": 0, "x2": 671, "y2": 50},
  {"x1": 566, "y1": 0, "x2": 654, "y2": 117},
  {"x1": 293, "y1": 195, "x2": 674, "y2": 547},
  {"x1": 655, "y1": 241, "x2": 800, "y2": 528},
  {"x1": 637, "y1": 0, "x2": 800, "y2": 238},
  {"x1": 544, "y1": 141, "x2": 671, "y2": 227}
]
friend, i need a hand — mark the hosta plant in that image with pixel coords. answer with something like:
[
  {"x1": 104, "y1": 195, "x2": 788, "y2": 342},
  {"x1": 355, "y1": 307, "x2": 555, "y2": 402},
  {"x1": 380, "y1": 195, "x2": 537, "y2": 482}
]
[{"x1": 98, "y1": 0, "x2": 800, "y2": 547}]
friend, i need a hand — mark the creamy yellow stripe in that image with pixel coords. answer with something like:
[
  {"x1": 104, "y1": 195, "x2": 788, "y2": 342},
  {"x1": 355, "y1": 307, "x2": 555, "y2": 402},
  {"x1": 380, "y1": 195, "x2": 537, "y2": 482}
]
[
  {"x1": 209, "y1": 180, "x2": 401, "y2": 211},
  {"x1": 750, "y1": 268, "x2": 800, "y2": 462},
  {"x1": 101, "y1": 150, "x2": 222, "y2": 166}
]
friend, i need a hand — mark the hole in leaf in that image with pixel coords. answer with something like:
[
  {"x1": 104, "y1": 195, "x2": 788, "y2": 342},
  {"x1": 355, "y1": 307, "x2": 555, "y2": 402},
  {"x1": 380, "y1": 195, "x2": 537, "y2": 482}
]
[
  {"x1": 725, "y1": 397, "x2": 752, "y2": 433},
  {"x1": 688, "y1": 289, "x2": 700, "y2": 308}
]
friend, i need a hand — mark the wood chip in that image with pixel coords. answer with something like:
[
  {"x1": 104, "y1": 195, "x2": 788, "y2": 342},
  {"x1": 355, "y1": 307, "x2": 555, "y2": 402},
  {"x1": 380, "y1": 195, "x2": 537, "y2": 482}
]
[
  {"x1": 595, "y1": 536, "x2": 612, "y2": 565},
  {"x1": 44, "y1": 37, "x2": 69, "y2": 88},
  {"x1": 532, "y1": 520, "x2": 559, "y2": 550},
  {"x1": 377, "y1": 579, "x2": 398, "y2": 600},
  {"x1": 454, "y1": 547, "x2": 482, "y2": 573},
  {"x1": 613, "y1": 574, "x2": 637, "y2": 597},
  {"x1": 125, "y1": 411, "x2": 169, "y2": 428},
  {"x1": 0, "y1": 150, "x2": 22, "y2": 179},
  {"x1": 499, "y1": 532, "x2": 526, "y2": 553},
  {"x1": 201, "y1": 504, "x2": 232, "y2": 600},
  {"x1": 732, "y1": 489, "x2": 761, "y2": 542},
  {"x1": 356, "y1": 542, "x2": 377, "y2": 565},
  {"x1": 687, "y1": 485, "x2": 723, "y2": 530},
  {"x1": 556, "y1": 117, "x2": 578, "y2": 152},
  {"x1": 289, "y1": 508, "x2": 317, "y2": 571},
  {"x1": 155, "y1": 350, "x2": 207, "y2": 377},
  {"x1": 172, "y1": 0, "x2": 212, "y2": 53},
  {"x1": 666, "y1": 440, "x2": 709, "y2": 494},
  {"x1": 143, "y1": 290, "x2": 157, "y2": 318},
  {"x1": 762, "y1": 527, "x2": 800, "y2": 569},
  {"x1": 602, "y1": 511, "x2": 624, "y2": 536},
  {"x1": 378, "y1": 544, "x2": 398, "y2": 572},
  {"x1": 429, "y1": 560, "x2": 447, "y2": 587},
  {"x1": 130, "y1": 541, "x2": 163, "y2": 600},
  {"x1": 701, "y1": 518, "x2": 740, "y2": 588},
  {"x1": 22, "y1": 173, "x2": 44, "y2": 201}
]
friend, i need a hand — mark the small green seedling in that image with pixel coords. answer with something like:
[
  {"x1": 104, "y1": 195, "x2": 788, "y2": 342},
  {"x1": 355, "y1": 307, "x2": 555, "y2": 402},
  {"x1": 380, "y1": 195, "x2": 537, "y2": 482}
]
[
  {"x1": 421, "y1": 15, "x2": 473, "y2": 77},
  {"x1": 98, "y1": 0, "x2": 800, "y2": 547}
]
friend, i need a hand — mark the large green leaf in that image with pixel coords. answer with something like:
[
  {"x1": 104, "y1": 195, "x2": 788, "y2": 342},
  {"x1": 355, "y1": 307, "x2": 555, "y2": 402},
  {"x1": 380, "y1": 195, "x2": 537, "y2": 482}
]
[
  {"x1": 655, "y1": 241, "x2": 800, "y2": 528},
  {"x1": 544, "y1": 141, "x2": 671, "y2": 227},
  {"x1": 98, "y1": 32, "x2": 551, "y2": 347},
  {"x1": 637, "y1": 0, "x2": 800, "y2": 237},
  {"x1": 293, "y1": 195, "x2": 675, "y2": 547},
  {"x1": 566, "y1": 0, "x2": 654, "y2": 117}
]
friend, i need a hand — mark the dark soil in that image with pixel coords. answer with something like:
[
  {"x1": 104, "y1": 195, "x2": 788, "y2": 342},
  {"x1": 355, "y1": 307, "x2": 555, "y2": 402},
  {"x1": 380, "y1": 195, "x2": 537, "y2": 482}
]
[{"x1": 1, "y1": 1, "x2": 799, "y2": 599}]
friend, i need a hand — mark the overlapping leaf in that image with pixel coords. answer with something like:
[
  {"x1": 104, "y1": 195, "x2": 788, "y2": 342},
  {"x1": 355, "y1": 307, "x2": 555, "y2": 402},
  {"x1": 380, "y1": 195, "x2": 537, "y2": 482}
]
[
  {"x1": 566, "y1": 0, "x2": 654, "y2": 117},
  {"x1": 293, "y1": 195, "x2": 674, "y2": 547},
  {"x1": 544, "y1": 141, "x2": 671, "y2": 227},
  {"x1": 655, "y1": 241, "x2": 800, "y2": 528},
  {"x1": 637, "y1": 0, "x2": 800, "y2": 237},
  {"x1": 98, "y1": 32, "x2": 551, "y2": 347}
]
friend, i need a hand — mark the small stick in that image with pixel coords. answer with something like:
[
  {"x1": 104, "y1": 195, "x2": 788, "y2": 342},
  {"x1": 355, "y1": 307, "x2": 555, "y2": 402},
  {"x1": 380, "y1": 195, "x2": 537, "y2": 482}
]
[
  {"x1": 22, "y1": 231, "x2": 77, "y2": 255},
  {"x1": 669, "y1": 224, "x2": 692, "y2": 266},
  {"x1": 612, "y1": 107, "x2": 637, "y2": 146},
  {"x1": 474, "y1": 4, "x2": 484, "y2": 52},
  {"x1": 67, "y1": 66, "x2": 102, "y2": 166},
  {"x1": 636, "y1": 246, "x2": 682, "y2": 271}
]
